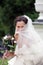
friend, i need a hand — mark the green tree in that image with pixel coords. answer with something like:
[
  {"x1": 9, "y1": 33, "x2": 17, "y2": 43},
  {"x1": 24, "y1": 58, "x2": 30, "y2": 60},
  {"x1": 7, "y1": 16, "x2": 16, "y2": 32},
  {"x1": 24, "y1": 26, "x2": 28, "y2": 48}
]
[{"x1": 0, "y1": 0, "x2": 38, "y2": 36}]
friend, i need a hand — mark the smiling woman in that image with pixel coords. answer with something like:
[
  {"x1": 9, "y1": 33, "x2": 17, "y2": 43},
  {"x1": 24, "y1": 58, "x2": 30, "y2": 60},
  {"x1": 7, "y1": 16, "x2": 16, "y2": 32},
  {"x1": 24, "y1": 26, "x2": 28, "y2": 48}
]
[
  {"x1": 14, "y1": 16, "x2": 28, "y2": 41},
  {"x1": 8, "y1": 15, "x2": 43, "y2": 65}
]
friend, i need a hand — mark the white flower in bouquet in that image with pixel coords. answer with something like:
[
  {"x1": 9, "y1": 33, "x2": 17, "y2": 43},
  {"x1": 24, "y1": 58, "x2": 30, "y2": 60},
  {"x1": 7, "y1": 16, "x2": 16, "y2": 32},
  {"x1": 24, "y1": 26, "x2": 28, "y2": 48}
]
[
  {"x1": 3, "y1": 35, "x2": 8, "y2": 40},
  {"x1": 11, "y1": 37, "x2": 14, "y2": 40}
]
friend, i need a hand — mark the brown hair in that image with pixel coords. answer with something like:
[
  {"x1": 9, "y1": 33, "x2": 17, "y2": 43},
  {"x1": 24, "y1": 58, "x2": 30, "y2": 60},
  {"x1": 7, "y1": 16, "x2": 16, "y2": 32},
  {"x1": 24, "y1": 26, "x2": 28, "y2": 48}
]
[{"x1": 14, "y1": 16, "x2": 28, "y2": 25}]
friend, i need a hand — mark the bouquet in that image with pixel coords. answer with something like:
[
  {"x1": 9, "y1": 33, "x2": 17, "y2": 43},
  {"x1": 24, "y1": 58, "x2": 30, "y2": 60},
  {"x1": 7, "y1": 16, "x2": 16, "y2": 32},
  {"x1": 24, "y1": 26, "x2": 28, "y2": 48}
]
[{"x1": 3, "y1": 35, "x2": 16, "y2": 52}]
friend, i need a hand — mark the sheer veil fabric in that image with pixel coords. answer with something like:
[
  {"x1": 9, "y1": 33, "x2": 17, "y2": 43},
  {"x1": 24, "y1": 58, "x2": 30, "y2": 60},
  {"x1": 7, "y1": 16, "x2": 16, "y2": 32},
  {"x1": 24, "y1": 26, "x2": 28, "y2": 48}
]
[
  {"x1": 17, "y1": 15, "x2": 43, "y2": 48},
  {"x1": 8, "y1": 15, "x2": 43, "y2": 65}
]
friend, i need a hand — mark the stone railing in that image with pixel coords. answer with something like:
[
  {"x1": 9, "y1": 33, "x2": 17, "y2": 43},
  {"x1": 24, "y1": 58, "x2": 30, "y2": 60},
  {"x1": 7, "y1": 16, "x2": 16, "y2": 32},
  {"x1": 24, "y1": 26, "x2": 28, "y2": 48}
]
[{"x1": 32, "y1": 22, "x2": 43, "y2": 39}]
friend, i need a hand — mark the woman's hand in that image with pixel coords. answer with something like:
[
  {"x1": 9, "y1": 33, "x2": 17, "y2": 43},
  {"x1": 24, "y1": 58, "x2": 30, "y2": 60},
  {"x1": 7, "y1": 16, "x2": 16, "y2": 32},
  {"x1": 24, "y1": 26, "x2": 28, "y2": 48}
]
[
  {"x1": 14, "y1": 33, "x2": 19, "y2": 41},
  {"x1": 3, "y1": 51, "x2": 16, "y2": 59}
]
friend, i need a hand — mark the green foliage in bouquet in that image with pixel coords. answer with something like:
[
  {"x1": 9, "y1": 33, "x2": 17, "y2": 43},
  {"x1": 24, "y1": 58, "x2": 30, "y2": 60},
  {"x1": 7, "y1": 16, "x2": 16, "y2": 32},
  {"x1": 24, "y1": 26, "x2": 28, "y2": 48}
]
[
  {"x1": 3, "y1": 39, "x2": 16, "y2": 52},
  {"x1": 0, "y1": 58, "x2": 8, "y2": 65}
]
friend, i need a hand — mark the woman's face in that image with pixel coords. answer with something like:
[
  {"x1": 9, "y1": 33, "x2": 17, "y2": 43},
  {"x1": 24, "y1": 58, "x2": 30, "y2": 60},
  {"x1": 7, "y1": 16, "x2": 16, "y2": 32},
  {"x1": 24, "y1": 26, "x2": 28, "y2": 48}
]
[{"x1": 16, "y1": 21, "x2": 26, "y2": 31}]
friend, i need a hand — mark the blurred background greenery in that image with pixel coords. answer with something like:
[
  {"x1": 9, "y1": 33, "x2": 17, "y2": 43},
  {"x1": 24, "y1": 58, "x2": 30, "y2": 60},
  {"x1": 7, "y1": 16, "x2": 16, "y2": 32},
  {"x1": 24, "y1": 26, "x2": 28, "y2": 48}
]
[
  {"x1": 0, "y1": 0, "x2": 39, "y2": 38},
  {"x1": 0, "y1": 0, "x2": 40, "y2": 64}
]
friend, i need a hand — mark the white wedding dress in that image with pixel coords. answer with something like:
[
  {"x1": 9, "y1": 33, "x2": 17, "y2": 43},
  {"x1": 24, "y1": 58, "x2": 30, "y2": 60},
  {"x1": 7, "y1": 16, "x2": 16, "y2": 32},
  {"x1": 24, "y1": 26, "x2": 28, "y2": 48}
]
[
  {"x1": 8, "y1": 43, "x2": 43, "y2": 65},
  {"x1": 8, "y1": 44, "x2": 34, "y2": 65},
  {"x1": 8, "y1": 15, "x2": 43, "y2": 65}
]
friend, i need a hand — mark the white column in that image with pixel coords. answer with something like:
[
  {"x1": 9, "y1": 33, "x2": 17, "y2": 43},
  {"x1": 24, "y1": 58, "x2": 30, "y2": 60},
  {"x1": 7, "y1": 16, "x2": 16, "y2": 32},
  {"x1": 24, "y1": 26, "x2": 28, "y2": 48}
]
[{"x1": 35, "y1": 0, "x2": 43, "y2": 20}]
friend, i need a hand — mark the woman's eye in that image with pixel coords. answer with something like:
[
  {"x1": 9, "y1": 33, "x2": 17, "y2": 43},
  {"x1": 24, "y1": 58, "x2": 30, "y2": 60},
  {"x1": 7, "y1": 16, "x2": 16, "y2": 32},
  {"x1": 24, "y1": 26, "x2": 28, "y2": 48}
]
[
  {"x1": 17, "y1": 26, "x2": 20, "y2": 28},
  {"x1": 21, "y1": 26, "x2": 24, "y2": 28}
]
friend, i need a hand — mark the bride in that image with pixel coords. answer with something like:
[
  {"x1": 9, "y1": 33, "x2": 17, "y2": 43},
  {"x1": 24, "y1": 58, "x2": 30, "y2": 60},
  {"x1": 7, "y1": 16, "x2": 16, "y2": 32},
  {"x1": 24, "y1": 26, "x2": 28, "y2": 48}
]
[{"x1": 8, "y1": 15, "x2": 43, "y2": 65}]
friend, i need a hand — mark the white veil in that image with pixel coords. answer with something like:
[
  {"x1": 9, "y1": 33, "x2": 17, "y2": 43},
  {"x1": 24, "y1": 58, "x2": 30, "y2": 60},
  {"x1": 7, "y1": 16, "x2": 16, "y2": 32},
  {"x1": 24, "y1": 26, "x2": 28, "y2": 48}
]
[
  {"x1": 16, "y1": 15, "x2": 43, "y2": 64},
  {"x1": 16, "y1": 15, "x2": 43, "y2": 48}
]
